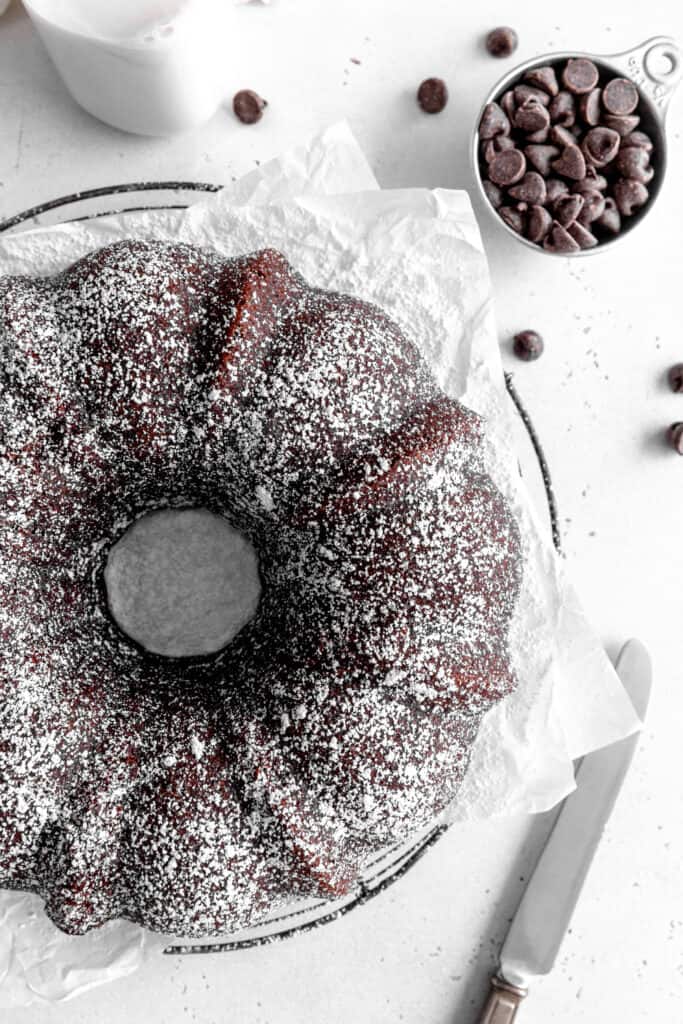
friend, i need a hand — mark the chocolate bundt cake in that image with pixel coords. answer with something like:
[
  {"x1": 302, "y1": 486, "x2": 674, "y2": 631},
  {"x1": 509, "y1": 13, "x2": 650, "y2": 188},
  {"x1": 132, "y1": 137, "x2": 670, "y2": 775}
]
[{"x1": 0, "y1": 240, "x2": 521, "y2": 937}]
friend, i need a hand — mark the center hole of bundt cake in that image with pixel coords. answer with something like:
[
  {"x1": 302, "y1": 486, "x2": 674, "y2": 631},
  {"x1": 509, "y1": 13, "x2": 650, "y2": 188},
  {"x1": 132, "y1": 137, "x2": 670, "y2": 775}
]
[{"x1": 103, "y1": 508, "x2": 261, "y2": 658}]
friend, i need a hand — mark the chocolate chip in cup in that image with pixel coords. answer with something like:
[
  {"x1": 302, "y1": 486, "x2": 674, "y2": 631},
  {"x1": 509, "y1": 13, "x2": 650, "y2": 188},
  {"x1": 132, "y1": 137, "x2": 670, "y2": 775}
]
[
  {"x1": 488, "y1": 148, "x2": 526, "y2": 186},
  {"x1": 582, "y1": 126, "x2": 620, "y2": 166},
  {"x1": 476, "y1": 51, "x2": 665, "y2": 252},
  {"x1": 562, "y1": 58, "x2": 600, "y2": 95},
  {"x1": 602, "y1": 77, "x2": 639, "y2": 115}
]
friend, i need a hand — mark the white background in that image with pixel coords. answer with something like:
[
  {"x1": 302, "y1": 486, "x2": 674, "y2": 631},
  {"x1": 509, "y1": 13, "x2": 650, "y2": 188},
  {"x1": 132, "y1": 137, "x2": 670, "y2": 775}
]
[{"x1": 1, "y1": 0, "x2": 682, "y2": 1021}]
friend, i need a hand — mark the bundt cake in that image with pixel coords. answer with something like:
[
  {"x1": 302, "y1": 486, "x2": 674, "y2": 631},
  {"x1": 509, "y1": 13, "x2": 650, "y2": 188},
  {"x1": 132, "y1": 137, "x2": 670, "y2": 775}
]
[{"x1": 0, "y1": 240, "x2": 521, "y2": 937}]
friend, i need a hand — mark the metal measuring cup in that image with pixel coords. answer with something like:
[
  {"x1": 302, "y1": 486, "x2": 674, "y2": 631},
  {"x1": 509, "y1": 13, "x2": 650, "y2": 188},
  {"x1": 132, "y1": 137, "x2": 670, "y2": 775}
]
[{"x1": 472, "y1": 36, "x2": 681, "y2": 255}]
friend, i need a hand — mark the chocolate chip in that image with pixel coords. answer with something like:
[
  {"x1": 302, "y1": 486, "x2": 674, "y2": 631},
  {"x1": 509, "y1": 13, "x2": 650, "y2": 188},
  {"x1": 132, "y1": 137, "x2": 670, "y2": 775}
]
[
  {"x1": 417, "y1": 77, "x2": 449, "y2": 114},
  {"x1": 668, "y1": 365, "x2": 683, "y2": 393},
  {"x1": 621, "y1": 130, "x2": 653, "y2": 153},
  {"x1": 479, "y1": 101, "x2": 510, "y2": 139},
  {"x1": 575, "y1": 188, "x2": 605, "y2": 223},
  {"x1": 551, "y1": 143, "x2": 586, "y2": 180},
  {"x1": 524, "y1": 144, "x2": 560, "y2": 176},
  {"x1": 562, "y1": 58, "x2": 599, "y2": 95},
  {"x1": 549, "y1": 90, "x2": 576, "y2": 126},
  {"x1": 514, "y1": 84, "x2": 551, "y2": 108},
  {"x1": 526, "y1": 204, "x2": 553, "y2": 242},
  {"x1": 488, "y1": 148, "x2": 526, "y2": 186},
  {"x1": 501, "y1": 93, "x2": 518, "y2": 124},
  {"x1": 582, "y1": 126, "x2": 620, "y2": 167},
  {"x1": 579, "y1": 88, "x2": 602, "y2": 126},
  {"x1": 499, "y1": 206, "x2": 525, "y2": 233},
  {"x1": 486, "y1": 26, "x2": 518, "y2": 58},
  {"x1": 667, "y1": 422, "x2": 683, "y2": 455},
  {"x1": 616, "y1": 147, "x2": 654, "y2": 184},
  {"x1": 602, "y1": 77, "x2": 639, "y2": 116},
  {"x1": 554, "y1": 192, "x2": 584, "y2": 227},
  {"x1": 574, "y1": 165, "x2": 608, "y2": 191},
  {"x1": 513, "y1": 330, "x2": 544, "y2": 360},
  {"x1": 567, "y1": 220, "x2": 598, "y2": 249},
  {"x1": 603, "y1": 113, "x2": 640, "y2": 136},
  {"x1": 614, "y1": 178, "x2": 649, "y2": 216},
  {"x1": 232, "y1": 89, "x2": 268, "y2": 124},
  {"x1": 514, "y1": 97, "x2": 551, "y2": 134},
  {"x1": 482, "y1": 135, "x2": 516, "y2": 162},
  {"x1": 509, "y1": 171, "x2": 547, "y2": 205},
  {"x1": 482, "y1": 180, "x2": 504, "y2": 208},
  {"x1": 543, "y1": 220, "x2": 581, "y2": 253},
  {"x1": 523, "y1": 65, "x2": 559, "y2": 97},
  {"x1": 526, "y1": 126, "x2": 550, "y2": 144},
  {"x1": 550, "y1": 123, "x2": 577, "y2": 149},
  {"x1": 546, "y1": 178, "x2": 570, "y2": 203},
  {"x1": 595, "y1": 196, "x2": 621, "y2": 234}
]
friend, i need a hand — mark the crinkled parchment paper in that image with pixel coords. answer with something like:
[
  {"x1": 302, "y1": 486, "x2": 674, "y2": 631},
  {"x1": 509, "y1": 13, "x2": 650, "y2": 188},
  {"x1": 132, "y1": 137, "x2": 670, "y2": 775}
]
[{"x1": 0, "y1": 122, "x2": 639, "y2": 1005}]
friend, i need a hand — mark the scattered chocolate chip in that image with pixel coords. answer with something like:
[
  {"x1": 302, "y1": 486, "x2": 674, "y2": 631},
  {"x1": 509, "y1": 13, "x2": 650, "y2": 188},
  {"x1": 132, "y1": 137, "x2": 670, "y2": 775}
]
[
  {"x1": 614, "y1": 178, "x2": 649, "y2": 216},
  {"x1": 232, "y1": 89, "x2": 268, "y2": 124},
  {"x1": 579, "y1": 88, "x2": 602, "y2": 126},
  {"x1": 417, "y1": 77, "x2": 449, "y2": 114},
  {"x1": 550, "y1": 123, "x2": 577, "y2": 149},
  {"x1": 554, "y1": 192, "x2": 584, "y2": 227},
  {"x1": 667, "y1": 422, "x2": 683, "y2": 454},
  {"x1": 479, "y1": 101, "x2": 510, "y2": 139},
  {"x1": 562, "y1": 58, "x2": 599, "y2": 95},
  {"x1": 514, "y1": 84, "x2": 551, "y2": 108},
  {"x1": 595, "y1": 196, "x2": 621, "y2": 234},
  {"x1": 514, "y1": 97, "x2": 551, "y2": 133},
  {"x1": 523, "y1": 65, "x2": 559, "y2": 97},
  {"x1": 668, "y1": 365, "x2": 683, "y2": 393},
  {"x1": 603, "y1": 113, "x2": 640, "y2": 136},
  {"x1": 526, "y1": 204, "x2": 553, "y2": 242},
  {"x1": 486, "y1": 26, "x2": 518, "y2": 58},
  {"x1": 616, "y1": 146, "x2": 654, "y2": 184},
  {"x1": 524, "y1": 144, "x2": 560, "y2": 176},
  {"x1": 602, "y1": 77, "x2": 639, "y2": 116},
  {"x1": 513, "y1": 329, "x2": 544, "y2": 361},
  {"x1": 509, "y1": 171, "x2": 547, "y2": 205},
  {"x1": 488, "y1": 148, "x2": 526, "y2": 186},
  {"x1": 499, "y1": 206, "x2": 525, "y2": 233},
  {"x1": 621, "y1": 130, "x2": 653, "y2": 152},
  {"x1": 567, "y1": 220, "x2": 598, "y2": 248},
  {"x1": 544, "y1": 220, "x2": 581, "y2": 253},
  {"x1": 551, "y1": 143, "x2": 586, "y2": 180},
  {"x1": 582, "y1": 126, "x2": 620, "y2": 166},
  {"x1": 549, "y1": 90, "x2": 576, "y2": 126},
  {"x1": 575, "y1": 188, "x2": 605, "y2": 223},
  {"x1": 546, "y1": 177, "x2": 569, "y2": 203}
]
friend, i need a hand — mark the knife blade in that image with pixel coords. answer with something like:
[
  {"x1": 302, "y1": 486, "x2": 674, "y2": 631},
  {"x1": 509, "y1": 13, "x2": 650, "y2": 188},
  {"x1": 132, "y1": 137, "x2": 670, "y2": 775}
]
[{"x1": 477, "y1": 638, "x2": 652, "y2": 1024}]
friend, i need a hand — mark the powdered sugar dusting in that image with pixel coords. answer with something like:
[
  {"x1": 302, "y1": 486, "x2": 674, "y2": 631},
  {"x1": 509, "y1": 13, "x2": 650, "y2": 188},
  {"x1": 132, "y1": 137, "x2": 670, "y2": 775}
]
[{"x1": 0, "y1": 240, "x2": 521, "y2": 939}]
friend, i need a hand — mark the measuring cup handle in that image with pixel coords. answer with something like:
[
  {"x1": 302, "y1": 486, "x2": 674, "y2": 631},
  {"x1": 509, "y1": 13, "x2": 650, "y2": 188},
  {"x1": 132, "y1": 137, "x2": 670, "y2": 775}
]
[{"x1": 604, "y1": 36, "x2": 682, "y2": 121}]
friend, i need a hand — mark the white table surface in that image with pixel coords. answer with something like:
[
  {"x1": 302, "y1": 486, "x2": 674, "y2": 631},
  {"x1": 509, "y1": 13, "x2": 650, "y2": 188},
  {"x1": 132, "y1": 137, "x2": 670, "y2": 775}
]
[{"x1": 1, "y1": 1, "x2": 682, "y2": 1021}]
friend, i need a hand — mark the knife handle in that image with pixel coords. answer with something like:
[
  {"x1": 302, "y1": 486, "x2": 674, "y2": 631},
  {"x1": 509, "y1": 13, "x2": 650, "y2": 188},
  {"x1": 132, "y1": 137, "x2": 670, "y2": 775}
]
[{"x1": 476, "y1": 976, "x2": 527, "y2": 1024}]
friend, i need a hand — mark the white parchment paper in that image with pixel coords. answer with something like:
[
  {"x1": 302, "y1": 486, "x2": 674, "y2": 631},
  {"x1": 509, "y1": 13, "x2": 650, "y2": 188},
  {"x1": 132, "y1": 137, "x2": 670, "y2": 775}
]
[{"x1": 0, "y1": 122, "x2": 639, "y2": 1005}]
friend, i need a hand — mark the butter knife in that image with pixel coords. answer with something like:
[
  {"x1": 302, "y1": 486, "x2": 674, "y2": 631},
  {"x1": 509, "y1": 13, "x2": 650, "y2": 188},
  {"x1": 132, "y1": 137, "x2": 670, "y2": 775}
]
[{"x1": 477, "y1": 638, "x2": 652, "y2": 1024}]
